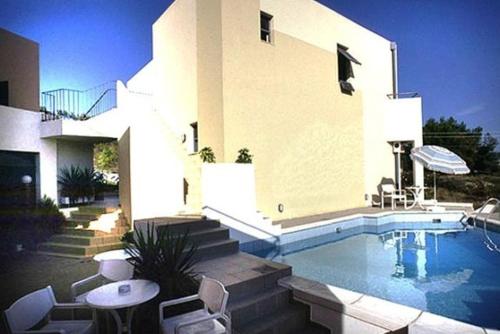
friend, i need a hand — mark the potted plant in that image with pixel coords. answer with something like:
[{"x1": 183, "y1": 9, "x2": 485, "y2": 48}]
[
  {"x1": 199, "y1": 147, "x2": 216, "y2": 163},
  {"x1": 235, "y1": 148, "x2": 253, "y2": 163}
]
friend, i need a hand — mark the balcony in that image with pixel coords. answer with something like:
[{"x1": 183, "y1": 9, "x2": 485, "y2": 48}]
[
  {"x1": 40, "y1": 81, "x2": 123, "y2": 141},
  {"x1": 41, "y1": 81, "x2": 117, "y2": 122}
]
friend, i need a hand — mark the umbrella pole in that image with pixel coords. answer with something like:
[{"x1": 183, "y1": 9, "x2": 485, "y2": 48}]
[{"x1": 433, "y1": 171, "x2": 437, "y2": 202}]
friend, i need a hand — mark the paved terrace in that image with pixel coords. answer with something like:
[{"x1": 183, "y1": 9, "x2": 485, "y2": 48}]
[
  {"x1": 275, "y1": 204, "x2": 475, "y2": 230},
  {"x1": 2, "y1": 206, "x2": 494, "y2": 334}
]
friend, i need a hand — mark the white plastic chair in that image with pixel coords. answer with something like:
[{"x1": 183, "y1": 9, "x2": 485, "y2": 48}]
[
  {"x1": 4, "y1": 286, "x2": 96, "y2": 334},
  {"x1": 380, "y1": 184, "x2": 407, "y2": 210},
  {"x1": 159, "y1": 276, "x2": 231, "y2": 334},
  {"x1": 71, "y1": 259, "x2": 134, "y2": 303}
]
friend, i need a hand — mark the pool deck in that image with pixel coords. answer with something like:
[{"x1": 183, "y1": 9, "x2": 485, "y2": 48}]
[
  {"x1": 279, "y1": 275, "x2": 499, "y2": 334},
  {"x1": 275, "y1": 203, "x2": 474, "y2": 230}
]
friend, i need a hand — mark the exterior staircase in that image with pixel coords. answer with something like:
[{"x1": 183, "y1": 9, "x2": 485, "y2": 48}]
[
  {"x1": 38, "y1": 206, "x2": 128, "y2": 258},
  {"x1": 151, "y1": 217, "x2": 329, "y2": 334},
  {"x1": 151, "y1": 217, "x2": 239, "y2": 261}
]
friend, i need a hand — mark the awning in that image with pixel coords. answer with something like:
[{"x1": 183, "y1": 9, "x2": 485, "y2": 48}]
[{"x1": 338, "y1": 46, "x2": 362, "y2": 65}]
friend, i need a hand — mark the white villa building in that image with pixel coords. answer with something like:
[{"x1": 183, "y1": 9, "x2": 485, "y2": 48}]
[{"x1": 0, "y1": 0, "x2": 424, "y2": 237}]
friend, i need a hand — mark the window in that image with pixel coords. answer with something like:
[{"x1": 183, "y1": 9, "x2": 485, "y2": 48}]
[
  {"x1": 191, "y1": 123, "x2": 198, "y2": 152},
  {"x1": 337, "y1": 44, "x2": 361, "y2": 94},
  {"x1": 0, "y1": 81, "x2": 8, "y2": 106},
  {"x1": 260, "y1": 12, "x2": 273, "y2": 43}
]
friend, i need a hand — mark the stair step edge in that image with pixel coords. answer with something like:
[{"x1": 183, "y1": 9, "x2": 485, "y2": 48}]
[{"x1": 228, "y1": 286, "x2": 290, "y2": 311}]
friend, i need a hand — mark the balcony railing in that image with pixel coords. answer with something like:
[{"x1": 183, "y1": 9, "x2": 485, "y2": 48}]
[
  {"x1": 386, "y1": 92, "x2": 420, "y2": 100},
  {"x1": 41, "y1": 81, "x2": 117, "y2": 121}
]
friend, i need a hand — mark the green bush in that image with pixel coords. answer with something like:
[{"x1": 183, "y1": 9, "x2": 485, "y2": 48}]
[
  {"x1": 0, "y1": 196, "x2": 65, "y2": 252},
  {"x1": 235, "y1": 148, "x2": 253, "y2": 163},
  {"x1": 199, "y1": 147, "x2": 216, "y2": 163},
  {"x1": 427, "y1": 173, "x2": 500, "y2": 208}
]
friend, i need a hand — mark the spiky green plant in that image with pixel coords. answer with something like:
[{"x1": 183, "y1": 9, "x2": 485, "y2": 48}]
[
  {"x1": 125, "y1": 223, "x2": 199, "y2": 299},
  {"x1": 58, "y1": 165, "x2": 97, "y2": 204},
  {"x1": 199, "y1": 147, "x2": 216, "y2": 163}
]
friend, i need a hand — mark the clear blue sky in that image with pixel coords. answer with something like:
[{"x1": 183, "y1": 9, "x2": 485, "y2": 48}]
[{"x1": 1, "y1": 0, "x2": 499, "y2": 137}]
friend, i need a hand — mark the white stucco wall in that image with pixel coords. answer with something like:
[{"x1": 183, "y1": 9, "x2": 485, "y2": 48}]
[
  {"x1": 384, "y1": 98, "x2": 423, "y2": 143},
  {"x1": 260, "y1": 0, "x2": 398, "y2": 203},
  {"x1": 201, "y1": 163, "x2": 258, "y2": 219},
  {"x1": 0, "y1": 105, "x2": 58, "y2": 200},
  {"x1": 201, "y1": 163, "x2": 280, "y2": 242},
  {"x1": 57, "y1": 140, "x2": 94, "y2": 171},
  {"x1": 114, "y1": 83, "x2": 185, "y2": 222},
  {"x1": 128, "y1": 109, "x2": 185, "y2": 220},
  {"x1": 384, "y1": 97, "x2": 425, "y2": 189}
]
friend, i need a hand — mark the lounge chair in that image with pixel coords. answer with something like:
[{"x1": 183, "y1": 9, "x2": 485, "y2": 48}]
[
  {"x1": 159, "y1": 276, "x2": 231, "y2": 334},
  {"x1": 380, "y1": 184, "x2": 407, "y2": 210}
]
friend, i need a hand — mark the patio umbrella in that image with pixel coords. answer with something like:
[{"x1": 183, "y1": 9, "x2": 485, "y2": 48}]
[{"x1": 410, "y1": 145, "x2": 470, "y2": 201}]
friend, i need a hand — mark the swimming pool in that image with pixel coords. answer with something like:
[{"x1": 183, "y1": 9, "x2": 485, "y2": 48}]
[{"x1": 266, "y1": 224, "x2": 500, "y2": 329}]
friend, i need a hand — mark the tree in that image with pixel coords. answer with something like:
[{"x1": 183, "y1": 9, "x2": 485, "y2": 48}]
[
  {"x1": 94, "y1": 142, "x2": 118, "y2": 172},
  {"x1": 423, "y1": 117, "x2": 498, "y2": 174}
]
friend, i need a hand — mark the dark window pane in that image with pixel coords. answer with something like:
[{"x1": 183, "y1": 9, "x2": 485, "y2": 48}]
[
  {"x1": 260, "y1": 12, "x2": 273, "y2": 42},
  {"x1": 338, "y1": 52, "x2": 354, "y2": 81},
  {"x1": 261, "y1": 14, "x2": 270, "y2": 31},
  {"x1": 0, "y1": 81, "x2": 8, "y2": 106},
  {"x1": 191, "y1": 123, "x2": 198, "y2": 152}
]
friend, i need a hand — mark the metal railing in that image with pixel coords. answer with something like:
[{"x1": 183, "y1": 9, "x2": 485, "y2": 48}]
[
  {"x1": 473, "y1": 198, "x2": 500, "y2": 252},
  {"x1": 41, "y1": 81, "x2": 117, "y2": 121},
  {"x1": 387, "y1": 92, "x2": 420, "y2": 99}
]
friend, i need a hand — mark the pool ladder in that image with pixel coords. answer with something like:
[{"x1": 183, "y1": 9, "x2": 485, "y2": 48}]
[{"x1": 473, "y1": 198, "x2": 500, "y2": 252}]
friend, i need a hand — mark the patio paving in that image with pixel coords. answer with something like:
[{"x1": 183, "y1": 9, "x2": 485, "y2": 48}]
[
  {"x1": 0, "y1": 252, "x2": 98, "y2": 333},
  {"x1": 275, "y1": 204, "x2": 474, "y2": 230}
]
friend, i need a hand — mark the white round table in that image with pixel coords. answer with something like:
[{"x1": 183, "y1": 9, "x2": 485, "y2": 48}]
[
  {"x1": 405, "y1": 186, "x2": 428, "y2": 210},
  {"x1": 86, "y1": 279, "x2": 160, "y2": 334},
  {"x1": 93, "y1": 249, "x2": 131, "y2": 262}
]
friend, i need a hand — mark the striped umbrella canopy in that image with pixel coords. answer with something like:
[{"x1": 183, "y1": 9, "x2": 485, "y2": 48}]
[
  {"x1": 410, "y1": 145, "x2": 470, "y2": 174},
  {"x1": 410, "y1": 145, "x2": 470, "y2": 200}
]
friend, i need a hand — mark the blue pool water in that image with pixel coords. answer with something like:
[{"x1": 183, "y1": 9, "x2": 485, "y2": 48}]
[{"x1": 273, "y1": 226, "x2": 500, "y2": 329}]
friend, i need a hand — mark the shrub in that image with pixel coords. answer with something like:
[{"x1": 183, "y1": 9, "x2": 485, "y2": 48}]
[
  {"x1": 124, "y1": 223, "x2": 199, "y2": 300},
  {"x1": 199, "y1": 147, "x2": 216, "y2": 163},
  {"x1": 235, "y1": 148, "x2": 253, "y2": 163},
  {"x1": 0, "y1": 196, "x2": 65, "y2": 252}
]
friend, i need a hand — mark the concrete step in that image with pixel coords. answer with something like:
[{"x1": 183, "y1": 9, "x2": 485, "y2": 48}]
[
  {"x1": 234, "y1": 303, "x2": 309, "y2": 334},
  {"x1": 154, "y1": 219, "x2": 221, "y2": 234},
  {"x1": 194, "y1": 239, "x2": 239, "y2": 261},
  {"x1": 36, "y1": 251, "x2": 90, "y2": 260},
  {"x1": 77, "y1": 207, "x2": 114, "y2": 214},
  {"x1": 38, "y1": 241, "x2": 124, "y2": 257},
  {"x1": 227, "y1": 264, "x2": 292, "y2": 300},
  {"x1": 228, "y1": 286, "x2": 291, "y2": 328},
  {"x1": 189, "y1": 227, "x2": 230, "y2": 244},
  {"x1": 61, "y1": 228, "x2": 109, "y2": 237},
  {"x1": 70, "y1": 212, "x2": 100, "y2": 221},
  {"x1": 50, "y1": 234, "x2": 122, "y2": 246},
  {"x1": 64, "y1": 219, "x2": 90, "y2": 228}
]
